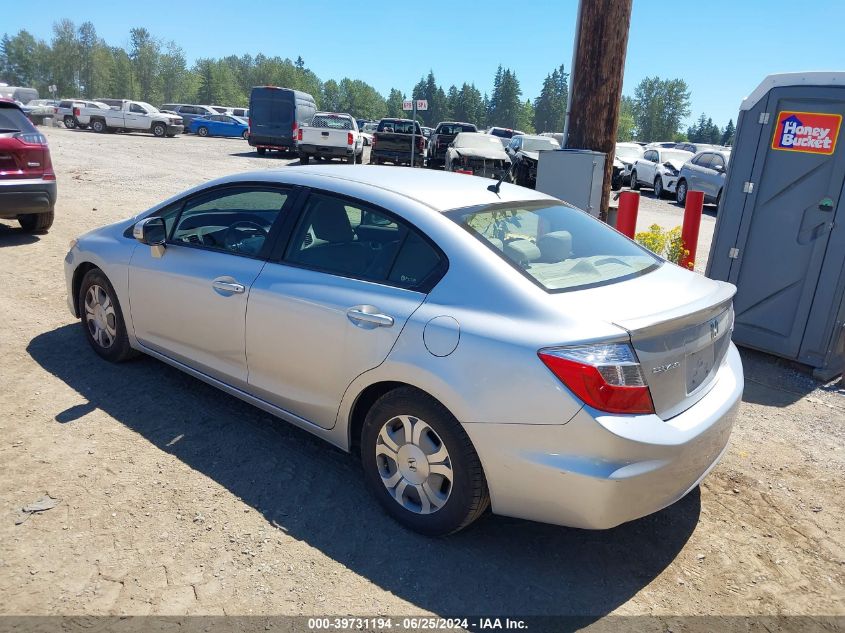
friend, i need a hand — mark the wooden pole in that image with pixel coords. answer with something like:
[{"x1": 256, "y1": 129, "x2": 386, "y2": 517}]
[{"x1": 564, "y1": 0, "x2": 633, "y2": 219}]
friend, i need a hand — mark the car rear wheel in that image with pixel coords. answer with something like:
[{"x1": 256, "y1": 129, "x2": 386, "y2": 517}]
[
  {"x1": 346, "y1": 154, "x2": 355, "y2": 164},
  {"x1": 197, "y1": 126, "x2": 209, "y2": 137},
  {"x1": 63, "y1": 116, "x2": 77, "y2": 129},
  {"x1": 257, "y1": 147, "x2": 266, "y2": 156},
  {"x1": 242, "y1": 130, "x2": 249, "y2": 140},
  {"x1": 299, "y1": 153, "x2": 310, "y2": 165},
  {"x1": 361, "y1": 387, "x2": 490, "y2": 536},
  {"x1": 18, "y1": 211, "x2": 54, "y2": 233},
  {"x1": 676, "y1": 179, "x2": 688, "y2": 205},
  {"x1": 91, "y1": 119, "x2": 106, "y2": 133},
  {"x1": 654, "y1": 177, "x2": 664, "y2": 198},
  {"x1": 78, "y1": 269, "x2": 136, "y2": 363},
  {"x1": 630, "y1": 170, "x2": 640, "y2": 190}
]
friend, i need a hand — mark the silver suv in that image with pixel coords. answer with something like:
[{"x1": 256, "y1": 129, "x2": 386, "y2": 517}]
[{"x1": 676, "y1": 148, "x2": 731, "y2": 207}]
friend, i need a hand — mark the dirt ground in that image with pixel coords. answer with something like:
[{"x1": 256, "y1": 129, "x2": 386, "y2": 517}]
[{"x1": 0, "y1": 127, "x2": 842, "y2": 619}]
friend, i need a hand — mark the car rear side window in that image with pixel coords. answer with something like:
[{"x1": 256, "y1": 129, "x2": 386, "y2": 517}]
[
  {"x1": 170, "y1": 187, "x2": 288, "y2": 257},
  {"x1": 447, "y1": 201, "x2": 659, "y2": 292},
  {"x1": 284, "y1": 193, "x2": 443, "y2": 290}
]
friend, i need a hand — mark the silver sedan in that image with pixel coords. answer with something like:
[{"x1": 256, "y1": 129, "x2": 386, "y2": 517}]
[{"x1": 64, "y1": 166, "x2": 743, "y2": 536}]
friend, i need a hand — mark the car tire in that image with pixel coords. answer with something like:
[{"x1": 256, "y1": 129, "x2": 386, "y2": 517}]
[
  {"x1": 361, "y1": 387, "x2": 490, "y2": 536},
  {"x1": 630, "y1": 170, "x2": 640, "y2": 190},
  {"x1": 91, "y1": 119, "x2": 106, "y2": 133},
  {"x1": 355, "y1": 151, "x2": 363, "y2": 164},
  {"x1": 197, "y1": 126, "x2": 208, "y2": 137},
  {"x1": 299, "y1": 153, "x2": 310, "y2": 165},
  {"x1": 78, "y1": 269, "x2": 137, "y2": 363},
  {"x1": 63, "y1": 116, "x2": 77, "y2": 129},
  {"x1": 152, "y1": 123, "x2": 166, "y2": 137},
  {"x1": 257, "y1": 147, "x2": 266, "y2": 156},
  {"x1": 715, "y1": 189, "x2": 722, "y2": 212},
  {"x1": 654, "y1": 177, "x2": 664, "y2": 199},
  {"x1": 346, "y1": 154, "x2": 355, "y2": 164},
  {"x1": 18, "y1": 210, "x2": 54, "y2": 233},
  {"x1": 242, "y1": 130, "x2": 249, "y2": 140},
  {"x1": 676, "y1": 179, "x2": 688, "y2": 206}
]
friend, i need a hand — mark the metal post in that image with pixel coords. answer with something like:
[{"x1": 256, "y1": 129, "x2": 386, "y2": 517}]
[
  {"x1": 616, "y1": 191, "x2": 640, "y2": 238},
  {"x1": 680, "y1": 190, "x2": 704, "y2": 270},
  {"x1": 410, "y1": 101, "x2": 417, "y2": 168}
]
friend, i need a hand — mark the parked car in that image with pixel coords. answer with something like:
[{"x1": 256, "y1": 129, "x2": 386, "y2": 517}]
[
  {"x1": 188, "y1": 114, "x2": 250, "y2": 139},
  {"x1": 445, "y1": 132, "x2": 510, "y2": 178},
  {"x1": 421, "y1": 126, "x2": 434, "y2": 150},
  {"x1": 56, "y1": 99, "x2": 110, "y2": 129},
  {"x1": 676, "y1": 149, "x2": 731, "y2": 207},
  {"x1": 248, "y1": 86, "x2": 317, "y2": 156},
  {"x1": 359, "y1": 121, "x2": 377, "y2": 146},
  {"x1": 505, "y1": 134, "x2": 561, "y2": 188},
  {"x1": 0, "y1": 85, "x2": 38, "y2": 105},
  {"x1": 614, "y1": 142, "x2": 644, "y2": 187},
  {"x1": 370, "y1": 118, "x2": 425, "y2": 166},
  {"x1": 64, "y1": 165, "x2": 742, "y2": 535},
  {"x1": 24, "y1": 99, "x2": 59, "y2": 125},
  {"x1": 487, "y1": 126, "x2": 525, "y2": 147},
  {"x1": 427, "y1": 122, "x2": 478, "y2": 169},
  {"x1": 630, "y1": 148, "x2": 694, "y2": 198},
  {"x1": 209, "y1": 106, "x2": 250, "y2": 118},
  {"x1": 77, "y1": 100, "x2": 184, "y2": 137},
  {"x1": 645, "y1": 141, "x2": 678, "y2": 149},
  {"x1": 93, "y1": 98, "x2": 125, "y2": 108},
  {"x1": 0, "y1": 100, "x2": 56, "y2": 232},
  {"x1": 160, "y1": 104, "x2": 219, "y2": 132},
  {"x1": 297, "y1": 112, "x2": 364, "y2": 165}
]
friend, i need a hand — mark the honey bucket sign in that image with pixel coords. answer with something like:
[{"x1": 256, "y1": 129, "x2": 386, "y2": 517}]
[{"x1": 771, "y1": 111, "x2": 841, "y2": 155}]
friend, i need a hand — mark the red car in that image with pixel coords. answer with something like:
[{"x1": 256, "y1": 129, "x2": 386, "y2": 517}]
[{"x1": 0, "y1": 99, "x2": 57, "y2": 232}]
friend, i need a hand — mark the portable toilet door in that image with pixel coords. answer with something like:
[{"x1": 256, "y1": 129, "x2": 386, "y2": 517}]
[{"x1": 707, "y1": 72, "x2": 845, "y2": 378}]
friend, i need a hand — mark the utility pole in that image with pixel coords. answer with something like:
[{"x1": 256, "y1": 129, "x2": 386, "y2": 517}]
[{"x1": 564, "y1": 0, "x2": 633, "y2": 218}]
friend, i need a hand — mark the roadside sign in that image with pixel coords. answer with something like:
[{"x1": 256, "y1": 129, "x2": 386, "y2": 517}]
[
  {"x1": 416, "y1": 99, "x2": 428, "y2": 111},
  {"x1": 402, "y1": 100, "x2": 413, "y2": 111}
]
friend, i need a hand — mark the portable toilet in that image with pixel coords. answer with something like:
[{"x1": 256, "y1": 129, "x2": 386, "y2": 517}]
[{"x1": 707, "y1": 72, "x2": 845, "y2": 380}]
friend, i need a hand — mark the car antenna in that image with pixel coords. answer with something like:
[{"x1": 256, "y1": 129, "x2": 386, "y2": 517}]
[{"x1": 487, "y1": 160, "x2": 515, "y2": 195}]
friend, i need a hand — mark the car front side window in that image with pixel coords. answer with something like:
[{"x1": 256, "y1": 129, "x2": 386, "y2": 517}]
[{"x1": 170, "y1": 187, "x2": 288, "y2": 258}]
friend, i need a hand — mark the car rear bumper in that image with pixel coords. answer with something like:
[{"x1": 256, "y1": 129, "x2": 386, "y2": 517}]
[
  {"x1": 464, "y1": 342, "x2": 743, "y2": 529},
  {"x1": 0, "y1": 178, "x2": 57, "y2": 217},
  {"x1": 372, "y1": 150, "x2": 416, "y2": 164},
  {"x1": 298, "y1": 144, "x2": 354, "y2": 158}
]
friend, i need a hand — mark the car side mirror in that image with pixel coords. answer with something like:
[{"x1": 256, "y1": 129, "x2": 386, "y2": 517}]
[
  {"x1": 133, "y1": 217, "x2": 167, "y2": 249},
  {"x1": 714, "y1": 164, "x2": 725, "y2": 173}
]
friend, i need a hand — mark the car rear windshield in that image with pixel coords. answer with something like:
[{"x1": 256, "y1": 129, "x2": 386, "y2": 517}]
[
  {"x1": 522, "y1": 137, "x2": 560, "y2": 151},
  {"x1": 378, "y1": 120, "x2": 419, "y2": 134},
  {"x1": 312, "y1": 115, "x2": 353, "y2": 130},
  {"x1": 437, "y1": 123, "x2": 476, "y2": 135},
  {"x1": 446, "y1": 201, "x2": 660, "y2": 292},
  {"x1": 0, "y1": 106, "x2": 37, "y2": 133}
]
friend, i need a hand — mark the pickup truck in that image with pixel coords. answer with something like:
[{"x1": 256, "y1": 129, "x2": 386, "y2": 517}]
[
  {"x1": 297, "y1": 112, "x2": 364, "y2": 165},
  {"x1": 426, "y1": 121, "x2": 477, "y2": 168},
  {"x1": 370, "y1": 118, "x2": 425, "y2": 166},
  {"x1": 76, "y1": 100, "x2": 184, "y2": 137}
]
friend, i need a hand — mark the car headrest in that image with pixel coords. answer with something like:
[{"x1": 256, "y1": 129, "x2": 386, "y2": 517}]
[
  {"x1": 537, "y1": 231, "x2": 572, "y2": 262},
  {"x1": 356, "y1": 224, "x2": 401, "y2": 244},
  {"x1": 504, "y1": 239, "x2": 541, "y2": 267},
  {"x1": 310, "y1": 200, "x2": 353, "y2": 242}
]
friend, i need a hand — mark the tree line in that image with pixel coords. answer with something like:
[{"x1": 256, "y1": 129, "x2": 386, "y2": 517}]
[{"x1": 1, "y1": 20, "x2": 732, "y2": 144}]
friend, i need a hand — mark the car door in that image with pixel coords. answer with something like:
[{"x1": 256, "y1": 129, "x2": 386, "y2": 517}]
[
  {"x1": 692, "y1": 153, "x2": 713, "y2": 195},
  {"x1": 125, "y1": 102, "x2": 149, "y2": 130},
  {"x1": 245, "y1": 190, "x2": 446, "y2": 429},
  {"x1": 640, "y1": 150, "x2": 656, "y2": 183},
  {"x1": 128, "y1": 185, "x2": 293, "y2": 388},
  {"x1": 707, "y1": 153, "x2": 727, "y2": 200}
]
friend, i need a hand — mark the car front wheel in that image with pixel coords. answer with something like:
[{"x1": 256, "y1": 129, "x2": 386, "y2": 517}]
[
  {"x1": 630, "y1": 170, "x2": 640, "y2": 190},
  {"x1": 78, "y1": 269, "x2": 136, "y2": 363},
  {"x1": 361, "y1": 387, "x2": 490, "y2": 536},
  {"x1": 654, "y1": 176, "x2": 664, "y2": 198},
  {"x1": 676, "y1": 179, "x2": 688, "y2": 205}
]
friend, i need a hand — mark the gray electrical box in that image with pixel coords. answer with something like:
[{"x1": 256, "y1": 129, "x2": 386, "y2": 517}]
[
  {"x1": 707, "y1": 72, "x2": 845, "y2": 380},
  {"x1": 536, "y1": 149, "x2": 605, "y2": 216}
]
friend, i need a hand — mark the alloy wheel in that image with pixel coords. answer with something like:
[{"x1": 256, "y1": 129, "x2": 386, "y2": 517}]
[
  {"x1": 375, "y1": 414, "x2": 453, "y2": 515},
  {"x1": 84, "y1": 284, "x2": 117, "y2": 349}
]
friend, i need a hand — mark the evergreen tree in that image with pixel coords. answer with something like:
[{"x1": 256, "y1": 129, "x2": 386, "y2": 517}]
[
  {"x1": 617, "y1": 96, "x2": 635, "y2": 141},
  {"x1": 533, "y1": 64, "x2": 568, "y2": 133},
  {"x1": 385, "y1": 88, "x2": 406, "y2": 118},
  {"x1": 721, "y1": 119, "x2": 735, "y2": 146}
]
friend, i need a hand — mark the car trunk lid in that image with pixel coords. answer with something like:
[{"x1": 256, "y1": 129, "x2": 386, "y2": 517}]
[
  {"x1": 551, "y1": 264, "x2": 736, "y2": 419},
  {"x1": 0, "y1": 134, "x2": 47, "y2": 180}
]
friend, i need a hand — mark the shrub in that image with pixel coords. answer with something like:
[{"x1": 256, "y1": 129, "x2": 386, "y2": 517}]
[{"x1": 635, "y1": 224, "x2": 691, "y2": 268}]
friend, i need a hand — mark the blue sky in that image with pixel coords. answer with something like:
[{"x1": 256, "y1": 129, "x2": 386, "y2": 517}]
[{"x1": 5, "y1": 0, "x2": 844, "y2": 129}]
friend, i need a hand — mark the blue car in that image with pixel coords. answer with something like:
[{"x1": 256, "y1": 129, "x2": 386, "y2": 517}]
[{"x1": 188, "y1": 114, "x2": 249, "y2": 139}]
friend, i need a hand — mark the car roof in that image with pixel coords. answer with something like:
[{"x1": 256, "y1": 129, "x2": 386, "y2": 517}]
[{"x1": 211, "y1": 165, "x2": 554, "y2": 212}]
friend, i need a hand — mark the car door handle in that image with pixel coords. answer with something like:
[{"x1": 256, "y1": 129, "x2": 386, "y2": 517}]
[
  {"x1": 346, "y1": 307, "x2": 394, "y2": 327},
  {"x1": 212, "y1": 279, "x2": 245, "y2": 294}
]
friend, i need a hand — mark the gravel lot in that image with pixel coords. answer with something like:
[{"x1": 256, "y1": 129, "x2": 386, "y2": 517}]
[{"x1": 0, "y1": 127, "x2": 843, "y2": 620}]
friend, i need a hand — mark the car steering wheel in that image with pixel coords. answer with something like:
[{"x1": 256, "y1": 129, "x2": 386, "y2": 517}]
[{"x1": 223, "y1": 220, "x2": 268, "y2": 251}]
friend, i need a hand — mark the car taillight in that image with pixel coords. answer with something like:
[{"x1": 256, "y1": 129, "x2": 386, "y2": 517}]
[
  {"x1": 292, "y1": 121, "x2": 298, "y2": 137},
  {"x1": 417, "y1": 135, "x2": 424, "y2": 150},
  {"x1": 297, "y1": 128, "x2": 303, "y2": 141},
  {"x1": 347, "y1": 132, "x2": 353, "y2": 145},
  {"x1": 73, "y1": 107, "x2": 80, "y2": 117},
  {"x1": 538, "y1": 343, "x2": 654, "y2": 414},
  {"x1": 15, "y1": 132, "x2": 48, "y2": 145},
  {"x1": 372, "y1": 135, "x2": 376, "y2": 148}
]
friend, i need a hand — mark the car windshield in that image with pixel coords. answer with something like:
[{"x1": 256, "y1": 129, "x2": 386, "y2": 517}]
[
  {"x1": 446, "y1": 201, "x2": 659, "y2": 292},
  {"x1": 522, "y1": 137, "x2": 560, "y2": 152},
  {"x1": 660, "y1": 150, "x2": 692, "y2": 163},
  {"x1": 312, "y1": 115, "x2": 353, "y2": 130},
  {"x1": 489, "y1": 128, "x2": 513, "y2": 138},
  {"x1": 454, "y1": 133, "x2": 502, "y2": 150},
  {"x1": 616, "y1": 145, "x2": 643, "y2": 160},
  {"x1": 362, "y1": 123, "x2": 378, "y2": 132}
]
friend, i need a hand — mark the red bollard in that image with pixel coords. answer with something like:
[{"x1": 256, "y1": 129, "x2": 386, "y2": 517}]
[
  {"x1": 616, "y1": 191, "x2": 640, "y2": 238},
  {"x1": 680, "y1": 190, "x2": 704, "y2": 270}
]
